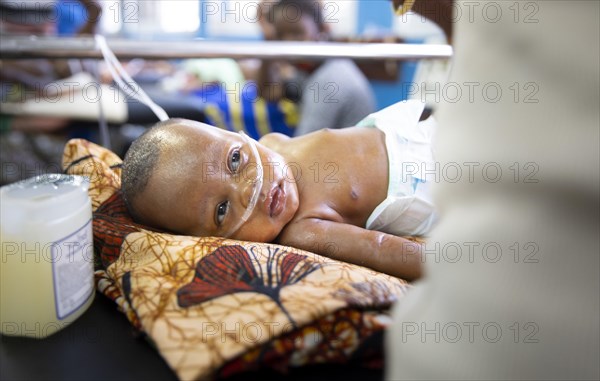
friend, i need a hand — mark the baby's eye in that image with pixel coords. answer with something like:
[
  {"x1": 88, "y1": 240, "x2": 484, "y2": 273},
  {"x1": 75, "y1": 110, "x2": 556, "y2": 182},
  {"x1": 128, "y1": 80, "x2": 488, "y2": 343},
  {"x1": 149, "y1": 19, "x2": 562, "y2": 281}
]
[
  {"x1": 228, "y1": 149, "x2": 241, "y2": 173},
  {"x1": 216, "y1": 201, "x2": 229, "y2": 225}
]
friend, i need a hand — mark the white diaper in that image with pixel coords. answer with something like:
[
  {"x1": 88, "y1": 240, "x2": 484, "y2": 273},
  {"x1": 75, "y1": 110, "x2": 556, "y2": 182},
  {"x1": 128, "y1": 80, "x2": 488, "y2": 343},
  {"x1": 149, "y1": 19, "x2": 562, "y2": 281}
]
[{"x1": 357, "y1": 100, "x2": 437, "y2": 236}]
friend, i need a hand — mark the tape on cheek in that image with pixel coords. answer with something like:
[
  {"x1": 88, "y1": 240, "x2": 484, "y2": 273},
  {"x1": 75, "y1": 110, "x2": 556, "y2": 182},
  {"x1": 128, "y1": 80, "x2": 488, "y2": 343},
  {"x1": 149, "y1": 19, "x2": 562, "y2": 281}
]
[{"x1": 221, "y1": 131, "x2": 263, "y2": 238}]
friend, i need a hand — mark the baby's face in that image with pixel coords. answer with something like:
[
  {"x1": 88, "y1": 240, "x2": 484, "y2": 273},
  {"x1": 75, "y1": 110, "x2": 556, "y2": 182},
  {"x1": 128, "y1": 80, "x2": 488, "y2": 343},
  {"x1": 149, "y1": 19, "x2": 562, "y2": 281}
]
[{"x1": 140, "y1": 121, "x2": 299, "y2": 242}]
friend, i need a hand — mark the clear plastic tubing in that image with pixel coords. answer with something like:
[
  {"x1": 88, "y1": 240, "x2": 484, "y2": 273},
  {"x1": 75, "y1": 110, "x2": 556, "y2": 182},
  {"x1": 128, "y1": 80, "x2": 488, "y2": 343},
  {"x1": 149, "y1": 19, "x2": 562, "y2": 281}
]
[{"x1": 222, "y1": 131, "x2": 263, "y2": 238}]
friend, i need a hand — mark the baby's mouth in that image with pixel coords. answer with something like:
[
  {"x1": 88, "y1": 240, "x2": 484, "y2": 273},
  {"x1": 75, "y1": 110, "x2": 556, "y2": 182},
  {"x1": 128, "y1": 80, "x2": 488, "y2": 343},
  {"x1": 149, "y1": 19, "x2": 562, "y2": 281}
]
[{"x1": 267, "y1": 181, "x2": 285, "y2": 218}]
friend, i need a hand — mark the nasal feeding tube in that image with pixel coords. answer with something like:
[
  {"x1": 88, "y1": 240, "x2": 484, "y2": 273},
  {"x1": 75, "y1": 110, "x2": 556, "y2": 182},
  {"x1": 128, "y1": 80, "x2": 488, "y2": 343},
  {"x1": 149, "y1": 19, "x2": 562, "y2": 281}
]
[
  {"x1": 222, "y1": 131, "x2": 263, "y2": 238},
  {"x1": 95, "y1": 36, "x2": 261, "y2": 238},
  {"x1": 95, "y1": 35, "x2": 169, "y2": 122}
]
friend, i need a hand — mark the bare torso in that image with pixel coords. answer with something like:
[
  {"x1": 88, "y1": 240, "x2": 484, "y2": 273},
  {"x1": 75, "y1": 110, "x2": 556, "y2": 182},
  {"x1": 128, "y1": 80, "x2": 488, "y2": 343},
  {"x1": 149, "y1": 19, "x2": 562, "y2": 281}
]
[
  {"x1": 259, "y1": 127, "x2": 422, "y2": 281},
  {"x1": 260, "y1": 127, "x2": 389, "y2": 234}
]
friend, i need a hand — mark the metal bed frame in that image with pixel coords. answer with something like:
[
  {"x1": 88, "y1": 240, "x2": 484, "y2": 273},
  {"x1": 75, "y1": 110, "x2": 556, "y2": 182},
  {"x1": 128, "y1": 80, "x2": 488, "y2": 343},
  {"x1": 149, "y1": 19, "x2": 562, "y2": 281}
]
[{"x1": 0, "y1": 36, "x2": 452, "y2": 60}]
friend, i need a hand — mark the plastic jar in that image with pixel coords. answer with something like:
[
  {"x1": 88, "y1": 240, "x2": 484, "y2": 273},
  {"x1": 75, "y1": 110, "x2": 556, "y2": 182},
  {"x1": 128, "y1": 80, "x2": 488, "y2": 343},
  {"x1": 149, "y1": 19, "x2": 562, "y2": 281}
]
[{"x1": 0, "y1": 174, "x2": 94, "y2": 338}]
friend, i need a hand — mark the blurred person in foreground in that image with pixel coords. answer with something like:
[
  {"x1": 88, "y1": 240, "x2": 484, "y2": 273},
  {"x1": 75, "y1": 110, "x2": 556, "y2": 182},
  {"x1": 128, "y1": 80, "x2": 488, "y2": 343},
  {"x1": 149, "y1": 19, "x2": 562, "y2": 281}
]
[{"x1": 386, "y1": 1, "x2": 599, "y2": 379}]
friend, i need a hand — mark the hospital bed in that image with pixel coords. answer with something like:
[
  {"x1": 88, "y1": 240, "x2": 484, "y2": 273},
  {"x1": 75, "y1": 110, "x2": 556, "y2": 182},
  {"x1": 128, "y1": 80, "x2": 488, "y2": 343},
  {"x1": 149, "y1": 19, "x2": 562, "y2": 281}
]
[{"x1": 0, "y1": 37, "x2": 451, "y2": 380}]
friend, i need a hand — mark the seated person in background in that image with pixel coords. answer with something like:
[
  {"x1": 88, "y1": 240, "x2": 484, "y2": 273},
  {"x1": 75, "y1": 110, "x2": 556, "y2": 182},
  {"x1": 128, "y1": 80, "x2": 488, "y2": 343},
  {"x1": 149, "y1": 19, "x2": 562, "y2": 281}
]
[
  {"x1": 121, "y1": 100, "x2": 436, "y2": 281},
  {"x1": 256, "y1": 0, "x2": 376, "y2": 136},
  {"x1": 178, "y1": 59, "x2": 299, "y2": 139}
]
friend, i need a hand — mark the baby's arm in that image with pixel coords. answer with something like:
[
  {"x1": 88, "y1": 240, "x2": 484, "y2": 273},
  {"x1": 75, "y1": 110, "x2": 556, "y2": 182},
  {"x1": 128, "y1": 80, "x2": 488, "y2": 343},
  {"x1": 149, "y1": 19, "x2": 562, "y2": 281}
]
[{"x1": 279, "y1": 219, "x2": 423, "y2": 281}]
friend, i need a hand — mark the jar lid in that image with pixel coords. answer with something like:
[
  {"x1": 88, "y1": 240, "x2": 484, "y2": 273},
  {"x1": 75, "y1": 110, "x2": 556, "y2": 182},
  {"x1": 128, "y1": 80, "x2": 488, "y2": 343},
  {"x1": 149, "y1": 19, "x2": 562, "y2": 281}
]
[{"x1": 1, "y1": 174, "x2": 90, "y2": 233}]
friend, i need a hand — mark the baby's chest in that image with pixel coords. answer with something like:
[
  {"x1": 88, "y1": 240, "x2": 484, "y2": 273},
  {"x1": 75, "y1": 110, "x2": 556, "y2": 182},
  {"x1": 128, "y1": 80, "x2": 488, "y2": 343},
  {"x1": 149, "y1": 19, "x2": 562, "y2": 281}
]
[{"x1": 296, "y1": 177, "x2": 386, "y2": 227}]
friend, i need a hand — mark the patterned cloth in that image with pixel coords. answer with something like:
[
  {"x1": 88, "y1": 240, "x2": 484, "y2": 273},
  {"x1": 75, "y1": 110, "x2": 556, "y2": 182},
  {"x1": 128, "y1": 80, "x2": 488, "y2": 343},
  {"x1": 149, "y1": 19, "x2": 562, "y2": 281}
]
[{"x1": 62, "y1": 139, "x2": 410, "y2": 380}]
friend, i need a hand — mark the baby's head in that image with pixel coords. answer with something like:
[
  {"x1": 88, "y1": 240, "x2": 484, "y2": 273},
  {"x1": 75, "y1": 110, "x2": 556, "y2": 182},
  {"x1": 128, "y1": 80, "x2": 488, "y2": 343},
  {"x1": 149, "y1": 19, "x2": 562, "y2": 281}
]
[{"x1": 122, "y1": 119, "x2": 299, "y2": 242}]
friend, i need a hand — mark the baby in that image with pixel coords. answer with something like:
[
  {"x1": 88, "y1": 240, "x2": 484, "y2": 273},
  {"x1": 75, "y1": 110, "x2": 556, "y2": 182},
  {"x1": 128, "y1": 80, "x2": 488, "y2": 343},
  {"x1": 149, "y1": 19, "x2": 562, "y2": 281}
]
[{"x1": 121, "y1": 100, "x2": 437, "y2": 281}]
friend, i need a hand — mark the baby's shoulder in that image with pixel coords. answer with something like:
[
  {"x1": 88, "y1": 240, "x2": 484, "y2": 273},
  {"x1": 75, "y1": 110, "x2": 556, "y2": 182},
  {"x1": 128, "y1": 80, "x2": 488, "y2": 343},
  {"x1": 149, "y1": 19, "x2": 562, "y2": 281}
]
[{"x1": 258, "y1": 132, "x2": 290, "y2": 151}]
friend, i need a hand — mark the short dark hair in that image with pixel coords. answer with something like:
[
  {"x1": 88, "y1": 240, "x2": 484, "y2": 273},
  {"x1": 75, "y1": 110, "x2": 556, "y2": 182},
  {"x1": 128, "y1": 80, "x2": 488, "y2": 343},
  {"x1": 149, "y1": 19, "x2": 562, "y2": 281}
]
[
  {"x1": 270, "y1": 0, "x2": 326, "y2": 30},
  {"x1": 121, "y1": 118, "x2": 184, "y2": 222}
]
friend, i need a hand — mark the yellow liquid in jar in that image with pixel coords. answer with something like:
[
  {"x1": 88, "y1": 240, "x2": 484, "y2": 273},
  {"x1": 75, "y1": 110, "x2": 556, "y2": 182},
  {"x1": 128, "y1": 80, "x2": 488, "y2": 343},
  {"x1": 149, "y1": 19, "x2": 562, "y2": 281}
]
[{"x1": 0, "y1": 200, "x2": 95, "y2": 338}]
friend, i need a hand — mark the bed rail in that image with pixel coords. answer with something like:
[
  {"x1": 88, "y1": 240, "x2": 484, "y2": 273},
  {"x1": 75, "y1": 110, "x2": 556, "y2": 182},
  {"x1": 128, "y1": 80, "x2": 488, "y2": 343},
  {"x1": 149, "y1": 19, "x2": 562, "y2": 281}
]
[{"x1": 0, "y1": 36, "x2": 452, "y2": 61}]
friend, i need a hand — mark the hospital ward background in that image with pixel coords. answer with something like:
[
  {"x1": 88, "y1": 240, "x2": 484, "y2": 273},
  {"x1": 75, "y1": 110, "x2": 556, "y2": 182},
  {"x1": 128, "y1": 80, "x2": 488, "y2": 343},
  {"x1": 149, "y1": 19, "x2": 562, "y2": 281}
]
[{"x1": 0, "y1": 1, "x2": 598, "y2": 380}]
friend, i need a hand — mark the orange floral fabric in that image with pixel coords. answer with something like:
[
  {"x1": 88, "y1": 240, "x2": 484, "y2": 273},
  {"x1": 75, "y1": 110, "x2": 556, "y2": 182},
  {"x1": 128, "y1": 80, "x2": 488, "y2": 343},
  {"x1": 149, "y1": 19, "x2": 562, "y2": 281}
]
[{"x1": 62, "y1": 139, "x2": 409, "y2": 380}]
